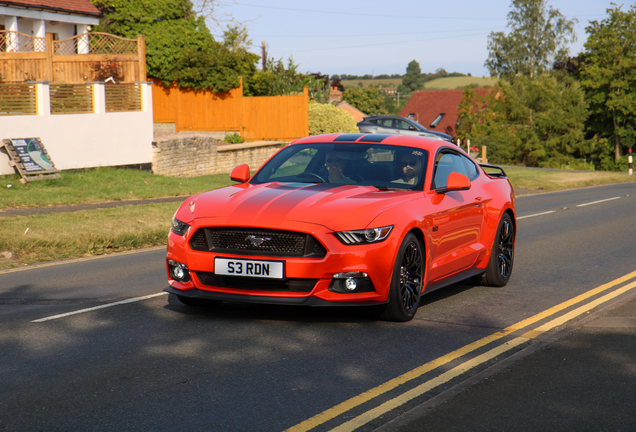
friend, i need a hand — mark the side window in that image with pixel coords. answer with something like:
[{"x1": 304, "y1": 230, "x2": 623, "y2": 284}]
[
  {"x1": 461, "y1": 154, "x2": 479, "y2": 180},
  {"x1": 433, "y1": 151, "x2": 470, "y2": 189},
  {"x1": 394, "y1": 120, "x2": 408, "y2": 130},
  {"x1": 379, "y1": 119, "x2": 393, "y2": 128}
]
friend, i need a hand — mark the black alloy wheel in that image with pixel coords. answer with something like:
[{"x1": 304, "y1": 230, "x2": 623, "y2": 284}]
[
  {"x1": 476, "y1": 213, "x2": 515, "y2": 287},
  {"x1": 379, "y1": 233, "x2": 424, "y2": 322},
  {"x1": 497, "y1": 215, "x2": 514, "y2": 280}
]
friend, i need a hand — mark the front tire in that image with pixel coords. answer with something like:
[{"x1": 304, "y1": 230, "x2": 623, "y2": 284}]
[
  {"x1": 379, "y1": 233, "x2": 424, "y2": 322},
  {"x1": 475, "y1": 212, "x2": 515, "y2": 287}
]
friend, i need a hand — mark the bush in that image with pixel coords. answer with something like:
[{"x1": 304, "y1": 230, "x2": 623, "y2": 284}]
[
  {"x1": 224, "y1": 133, "x2": 244, "y2": 144},
  {"x1": 308, "y1": 102, "x2": 359, "y2": 135}
]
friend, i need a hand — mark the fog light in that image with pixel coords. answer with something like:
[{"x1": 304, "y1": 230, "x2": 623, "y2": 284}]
[
  {"x1": 168, "y1": 259, "x2": 191, "y2": 282},
  {"x1": 345, "y1": 277, "x2": 357, "y2": 291}
]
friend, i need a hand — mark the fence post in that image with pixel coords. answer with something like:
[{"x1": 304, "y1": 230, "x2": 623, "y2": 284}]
[
  {"x1": 303, "y1": 86, "x2": 309, "y2": 137},
  {"x1": 482, "y1": 146, "x2": 487, "y2": 164},
  {"x1": 139, "y1": 81, "x2": 152, "y2": 112},
  {"x1": 137, "y1": 35, "x2": 147, "y2": 82},
  {"x1": 34, "y1": 82, "x2": 51, "y2": 116},
  {"x1": 45, "y1": 33, "x2": 54, "y2": 81},
  {"x1": 90, "y1": 82, "x2": 106, "y2": 114}
]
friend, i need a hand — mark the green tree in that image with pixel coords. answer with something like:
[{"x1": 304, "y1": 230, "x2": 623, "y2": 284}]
[
  {"x1": 578, "y1": 4, "x2": 636, "y2": 163},
  {"x1": 398, "y1": 60, "x2": 423, "y2": 93},
  {"x1": 250, "y1": 57, "x2": 330, "y2": 101},
  {"x1": 342, "y1": 86, "x2": 387, "y2": 116},
  {"x1": 485, "y1": 0, "x2": 577, "y2": 78},
  {"x1": 92, "y1": 0, "x2": 258, "y2": 92},
  {"x1": 457, "y1": 74, "x2": 594, "y2": 167}
]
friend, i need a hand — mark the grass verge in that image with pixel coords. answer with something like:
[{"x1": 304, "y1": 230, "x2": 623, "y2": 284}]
[
  {"x1": 0, "y1": 167, "x2": 235, "y2": 209},
  {"x1": 0, "y1": 203, "x2": 176, "y2": 269},
  {"x1": 0, "y1": 166, "x2": 634, "y2": 269},
  {"x1": 505, "y1": 167, "x2": 636, "y2": 193}
]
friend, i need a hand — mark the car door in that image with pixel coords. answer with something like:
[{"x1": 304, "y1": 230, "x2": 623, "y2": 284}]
[
  {"x1": 394, "y1": 119, "x2": 419, "y2": 136},
  {"x1": 425, "y1": 150, "x2": 484, "y2": 283}
]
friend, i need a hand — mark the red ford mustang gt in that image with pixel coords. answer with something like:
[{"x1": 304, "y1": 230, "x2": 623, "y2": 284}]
[{"x1": 165, "y1": 133, "x2": 516, "y2": 322}]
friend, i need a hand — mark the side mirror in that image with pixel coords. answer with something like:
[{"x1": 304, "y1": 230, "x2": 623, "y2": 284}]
[
  {"x1": 230, "y1": 164, "x2": 250, "y2": 183},
  {"x1": 435, "y1": 172, "x2": 471, "y2": 194}
]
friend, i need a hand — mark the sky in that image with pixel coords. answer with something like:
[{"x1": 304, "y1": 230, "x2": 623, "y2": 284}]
[{"x1": 209, "y1": 0, "x2": 624, "y2": 78}]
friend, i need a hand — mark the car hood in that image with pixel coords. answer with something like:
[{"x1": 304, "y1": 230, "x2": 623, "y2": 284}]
[{"x1": 179, "y1": 182, "x2": 416, "y2": 231}]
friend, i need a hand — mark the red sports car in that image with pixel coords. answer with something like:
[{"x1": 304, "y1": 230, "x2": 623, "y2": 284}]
[{"x1": 165, "y1": 133, "x2": 515, "y2": 322}]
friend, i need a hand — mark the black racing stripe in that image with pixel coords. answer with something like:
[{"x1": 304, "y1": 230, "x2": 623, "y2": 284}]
[
  {"x1": 357, "y1": 134, "x2": 393, "y2": 143},
  {"x1": 230, "y1": 183, "x2": 345, "y2": 219},
  {"x1": 259, "y1": 183, "x2": 351, "y2": 218},
  {"x1": 230, "y1": 187, "x2": 289, "y2": 217},
  {"x1": 334, "y1": 133, "x2": 365, "y2": 142}
]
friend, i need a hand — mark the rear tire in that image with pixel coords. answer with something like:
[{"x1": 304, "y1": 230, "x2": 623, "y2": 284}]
[
  {"x1": 378, "y1": 233, "x2": 424, "y2": 322},
  {"x1": 475, "y1": 213, "x2": 514, "y2": 287}
]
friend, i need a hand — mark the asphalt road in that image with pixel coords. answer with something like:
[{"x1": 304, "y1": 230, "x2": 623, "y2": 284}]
[{"x1": 1, "y1": 182, "x2": 635, "y2": 432}]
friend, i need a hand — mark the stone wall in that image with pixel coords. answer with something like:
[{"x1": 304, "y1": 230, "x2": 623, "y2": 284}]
[{"x1": 152, "y1": 136, "x2": 285, "y2": 177}]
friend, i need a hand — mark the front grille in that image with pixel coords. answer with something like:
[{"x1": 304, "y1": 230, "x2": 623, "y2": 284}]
[
  {"x1": 196, "y1": 272, "x2": 317, "y2": 292},
  {"x1": 189, "y1": 227, "x2": 327, "y2": 258}
]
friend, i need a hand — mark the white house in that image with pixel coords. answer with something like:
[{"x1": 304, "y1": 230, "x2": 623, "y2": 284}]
[
  {"x1": 0, "y1": 1, "x2": 155, "y2": 177},
  {"x1": 0, "y1": 0, "x2": 101, "y2": 50}
]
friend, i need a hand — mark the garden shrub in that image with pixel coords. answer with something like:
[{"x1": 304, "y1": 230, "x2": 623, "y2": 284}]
[{"x1": 308, "y1": 102, "x2": 359, "y2": 135}]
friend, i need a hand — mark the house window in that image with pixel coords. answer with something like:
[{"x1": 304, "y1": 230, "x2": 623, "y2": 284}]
[{"x1": 430, "y1": 113, "x2": 445, "y2": 129}]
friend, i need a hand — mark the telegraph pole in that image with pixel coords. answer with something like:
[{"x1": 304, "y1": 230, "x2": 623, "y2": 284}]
[{"x1": 261, "y1": 41, "x2": 267, "y2": 70}]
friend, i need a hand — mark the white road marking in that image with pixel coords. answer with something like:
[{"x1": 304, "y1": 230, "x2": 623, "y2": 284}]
[
  {"x1": 576, "y1": 196, "x2": 621, "y2": 207},
  {"x1": 31, "y1": 292, "x2": 168, "y2": 323},
  {"x1": 517, "y1": 210, "x2": 556, "y2": 220}
]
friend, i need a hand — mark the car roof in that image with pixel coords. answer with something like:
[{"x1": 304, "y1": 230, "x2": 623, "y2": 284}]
[{"x1": 289, "y1": 133, "x2": 454, "y2": 151}]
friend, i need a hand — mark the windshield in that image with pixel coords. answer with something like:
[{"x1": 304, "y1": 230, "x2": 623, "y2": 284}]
[{"x1": 251, "y1": 143, "x2": 429, "y2": 190}]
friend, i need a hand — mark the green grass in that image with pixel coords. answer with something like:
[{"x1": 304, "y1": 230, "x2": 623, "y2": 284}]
[
  {"x1": 505, "y1": 167, "x2": 636, "y2": 193},
  {"x1": 0, "y1": 166, "x2": 635, "y2": 269},
  {"x1": 424, "y1": 76, "x2": 498, "y2": 89},
  {"x1": 340, "y1": 76, "x2": 497, "y2": 90},
  {"x1": 342, "y1": 78, "x2": 402, "y2": 89},
  {"x1": 0, "y1": 167, "x2": 235, "y2": 209},
  {"x1": 0, "y1": 203, "x2": 176, "y2": 268}
]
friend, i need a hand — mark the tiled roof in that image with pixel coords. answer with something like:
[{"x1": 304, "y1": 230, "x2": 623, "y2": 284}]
[
  {"x1": 335, "y1": 101, "x2": 367, "y2": 123},
  {"x1": 0, "y1": 0, "x2": 102, "y2": 16},
  {"x1": 398, "y1": 89, "x2": 491, "y2": 137}
]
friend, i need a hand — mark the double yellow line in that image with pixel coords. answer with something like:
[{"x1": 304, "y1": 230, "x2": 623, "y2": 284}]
[{"x1": 286, "y1": 270, "x2": 636, "y2": 432}]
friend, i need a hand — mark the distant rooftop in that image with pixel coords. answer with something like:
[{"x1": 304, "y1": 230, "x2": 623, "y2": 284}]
[{"x1": 0, "y1": 0, "x2": 102, "y2": 17}]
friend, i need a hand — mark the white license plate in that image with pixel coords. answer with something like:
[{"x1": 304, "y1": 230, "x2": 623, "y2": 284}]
[{"x1": 215, "y1": 258, "x2": 284, "y2": 279}]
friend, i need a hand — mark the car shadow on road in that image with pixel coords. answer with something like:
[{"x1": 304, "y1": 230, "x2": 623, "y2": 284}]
[{"x1": 163, "y1": 279, "x2": 482, "y2": 325}]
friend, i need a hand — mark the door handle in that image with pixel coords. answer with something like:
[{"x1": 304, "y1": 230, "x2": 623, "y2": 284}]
[{"x1": 475, "y1": 197, "x2": 483, "y2": 207}]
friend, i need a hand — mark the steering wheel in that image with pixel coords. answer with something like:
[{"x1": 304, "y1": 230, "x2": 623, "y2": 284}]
[{"x1": 297, "y1": 172, "x2": 326, "y2": 183}]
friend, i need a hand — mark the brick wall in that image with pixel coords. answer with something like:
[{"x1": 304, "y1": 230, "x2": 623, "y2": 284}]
[{"x1": 152, "y1": 137, "x2": 285, "y2": 177}]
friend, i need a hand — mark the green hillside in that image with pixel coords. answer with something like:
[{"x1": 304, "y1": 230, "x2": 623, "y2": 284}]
[
  {"x1": 424, "y1": 76, "x2": 497, "y2": 89},
  {"x1": 341, "y1": 76, "x2": 497, "y2": 90},
  {"x1": 342, "y1": 78, "x2": 401, "y2": 89}
]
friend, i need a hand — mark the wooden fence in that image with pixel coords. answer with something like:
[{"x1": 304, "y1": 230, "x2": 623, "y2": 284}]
[
  {"x1": 152, "y1": 79, "x2": 309, "y2": 142},
  {"x1": 0, "y1": 31, "x2": 146, "y2": 84}
]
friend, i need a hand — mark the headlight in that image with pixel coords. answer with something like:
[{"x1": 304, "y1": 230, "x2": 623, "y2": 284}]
[
  {"x1": 334, "y1": 226, "x2": 393, "y2": 245},
  {"x1": 171, "y1": 218, "x2": 190, "y2": 236}
]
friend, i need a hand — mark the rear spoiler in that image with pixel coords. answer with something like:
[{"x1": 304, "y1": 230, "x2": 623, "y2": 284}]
[{"x1": 480, "y1": 164, "x2": 507, "y2": 178}]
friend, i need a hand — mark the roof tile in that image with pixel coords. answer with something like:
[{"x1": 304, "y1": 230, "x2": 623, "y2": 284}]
[
  {"x1": 399, "y1": 89, "x2": 490, "y2": 137},
  {"x1": 0, "y1": 0, "x2": 101, "y2": 16}
]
